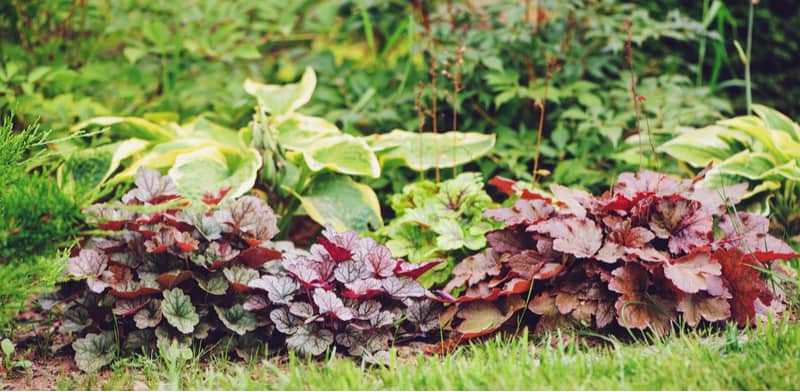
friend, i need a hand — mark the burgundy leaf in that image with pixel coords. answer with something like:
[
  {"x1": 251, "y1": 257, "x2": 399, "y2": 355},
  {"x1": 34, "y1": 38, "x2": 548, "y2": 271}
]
[
  {"x1": 444, "y1": 249, "x2": 502, "y2": 293},
  {"x1": 201, "y1": 186, "x2": 231, "y2": 206},
  {"x1": 238, "y1": 247, "x2": 283, "y2": 269},
  {"x1": 393, "y1": 259, "x2": 442, "y2": 279},
  {"x1": 648, "y1": 196, "x2": 713, "y2": 254},
  {"x1": 319, "y1": 237, "x2": 352, "y2": 263}
]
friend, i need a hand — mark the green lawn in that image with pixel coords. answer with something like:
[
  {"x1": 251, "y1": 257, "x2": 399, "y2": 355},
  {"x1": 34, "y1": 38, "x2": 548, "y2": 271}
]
[{"x1": 37, "y1": 320, "x2": 799, "y2": 390}]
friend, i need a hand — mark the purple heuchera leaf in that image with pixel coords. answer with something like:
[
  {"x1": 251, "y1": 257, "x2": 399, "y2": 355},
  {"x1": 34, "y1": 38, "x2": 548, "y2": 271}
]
[
  {"x1": 613, "y1": 171, "x2": 685, "y2": 199},
  {"x1": 719, "y1": 212, "x2": 795, "y2": 255},
  {"x1": 227, "y1": 196, "x2": 279, "y2": 244},
  {"x1": 343, "y1": 278, "x2": 384, "y2": 298},
  {"x1": 528, "y1": 216, "x2": 603, "y2": 258},
  {"x1": 663, "y1": 252, "x2": 724, "y2": 294},
  {"x1": 648, "y1": 196, "x2": 713, "y2": 254},
  {"x1": 381, "y1": 277, "x2": 425, "y2": 298},
  {"x1": 353, "y1": 238, "x2": 395, "y2": 277},
  {"x1": 249, "y1": 275, "x2": 299, "y2": 304}
]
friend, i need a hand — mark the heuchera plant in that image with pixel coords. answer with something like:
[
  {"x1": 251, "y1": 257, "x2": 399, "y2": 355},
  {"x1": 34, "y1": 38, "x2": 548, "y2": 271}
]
[
  {"x1": 437, "y1": 171, "x2": 797, "y2": 339},
  {"x1": 376, "y1": 172, "x2": 502, "y2": 288},
  {"x1": 64, "y1": 167, "x2": 283, "y2": 372},
  {"x1": 258, "y1": 226, "x2": 442, "y2": 362}
]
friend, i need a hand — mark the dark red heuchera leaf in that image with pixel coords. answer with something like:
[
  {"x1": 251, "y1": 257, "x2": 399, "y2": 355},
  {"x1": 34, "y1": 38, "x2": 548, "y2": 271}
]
[
  {"x1": 394, "y1": 259, "x2": 442, "y2": 279},
  {"x1": 715, "y1": 248, "x2": 775, "y2": 327},
  {"x1": 238, "y1": 247, "x2": 283, "y2": 269},
  {"x1": 319, "y1": 237, "x2": 352, "y2": 262},
  {"x1": 488, "y1": 176, "x2": 553, "y2": 203},
  {"x1": 442, "y1": 170, "x2": 790, "y2": 341}
]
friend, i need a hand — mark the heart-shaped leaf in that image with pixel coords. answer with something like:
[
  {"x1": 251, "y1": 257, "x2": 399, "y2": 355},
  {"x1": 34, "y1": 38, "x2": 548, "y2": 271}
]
[{"x1": 161, "y1": 288, "x2": 199, "y2": 334}]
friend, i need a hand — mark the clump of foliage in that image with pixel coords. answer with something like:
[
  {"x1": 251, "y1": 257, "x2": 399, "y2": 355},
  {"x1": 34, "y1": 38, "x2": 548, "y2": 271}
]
[
  {"x1": 0, "y1": 117, "x2": 82, "y2": 331},
  {"x1": 64, "y1": 167, "x2": 283, "y2": 372},
  {"x1": 659, "y1": 105, "x2": 800, "y2": 246},
  {"x1": 261, "y1": 226, "x2": 441, "y2": 361},
  {"x1": 437, "y1": 171, "x2": 796, "y2": 339},
  {"x1": 375, "y1": 172, "x2": 501, "y2": 287}
]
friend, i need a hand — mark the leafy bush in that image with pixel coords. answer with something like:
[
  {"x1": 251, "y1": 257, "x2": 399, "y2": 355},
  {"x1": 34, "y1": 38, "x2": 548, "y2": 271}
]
[
  {"x1": 659, "y1": 105, "x2": 800, "y2": 245},
  {"x1": 437, "y1": 171, "x2": 796, "y2": 338},
  {"x1": 63, "y1": 167, "x2": 284, "y2": 371},
  {"x1": 264, "y1": 226, "x2": 441, "y2": 361},
  {"x1": 0, "y1": 118, "x2": 82, "y2": 331},
  {"x1": 376, "y1": 172, "x2": 501, "y2": 287}
]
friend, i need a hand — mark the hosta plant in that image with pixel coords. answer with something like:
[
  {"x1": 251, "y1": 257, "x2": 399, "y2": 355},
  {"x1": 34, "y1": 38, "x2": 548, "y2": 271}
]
[
  {"x1": 63, "y1": 167, "x2": 284, "y2": 372},
  {"x1": 658, "y1": 105, "x2": 800, "y2": 245},
  {"x1": 437, "y1": 171, "x2": 797, "y2": 339},
  {"x1": 259, "y1": 226, "x2": 442, "y2": 362},
  {"x1": 375, "y1": 172, "x2": 502, "y2": 288}
]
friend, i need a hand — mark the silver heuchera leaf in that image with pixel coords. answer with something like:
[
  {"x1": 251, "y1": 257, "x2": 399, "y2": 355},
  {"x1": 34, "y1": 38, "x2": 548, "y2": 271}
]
[
  {"x1": 334, "y1": 260, "x2": 372, "y2": 284},
  {"x1": 270, "y1": 307, "x2": 299, "y2": 335},
  {"x1": 347, "y1": 331, "x2": 390, "y2": 357},
  {"x1": 312, "y1": 289, "x2": 354, "y2": 321},
  {"x1": 249, "y1": 275, "x2": 299, "y2": 304},
  {"x1": 321, "y1": 225, "x2": 360, "y2": 250},
  {"x1": 354, "y1": 300, "x2": 381, "y2": 320},
  {"x1": 286, "y1": 324, "x2": 334, "y2": 356},
  {"x1": 122, "y1": 166, "x2": 178, "y2": 204},
  {"x1": 59, "y1": 306, "x2": 92, "y2": 334},
  {"x1": 243, "y1": 295, "x2": 270, "y2": 311},
  {"x1": 67, "y1": 249, "x2": 112, "y2": 293},
  {"x1": 230, "y1": 196, "x2": 279, "y2": 241},
  {"x1": 353, "y1": 238, "x2": 395, "y2": 277},
  {"x1": 370, "y1": 310, "x2": 397, "y2": 328},
  {"x1": 73, "y1": 332, "x2": 116, "y2": 373},
  {"x1": 134, "y1": 300, "x2": 163, "y2": 329},
  {"x1": 214, "y1": 304, "x2": 257, "y2": 336},
  {"x1": 289, "y1": 302, "x2": 315, "y2": 319},
  {"x1": 344, "y1": 278, "x2": 383, "y2": 296},
  {"x1": 406, "y1": 300, "x2": 442, "y2": 332},
  {"x1": 161, "y1": 288, "x2": 199, "y2": 334},
  {"x1": 381, "y1": 277, "x2": 425, "y2": 298},
  {"x1": 179, "y1": 210, "x2": 223, "y2": 241}
]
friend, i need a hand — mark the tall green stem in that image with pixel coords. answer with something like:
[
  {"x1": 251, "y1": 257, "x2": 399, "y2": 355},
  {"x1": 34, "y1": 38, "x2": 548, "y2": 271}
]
[{"x1": 745, "y1": 0, "x2": 754, "y2": 114}]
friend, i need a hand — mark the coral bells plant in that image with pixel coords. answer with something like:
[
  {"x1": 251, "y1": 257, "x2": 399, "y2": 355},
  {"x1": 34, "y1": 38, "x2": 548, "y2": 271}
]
[
  {"x1": 258, "y1": 226, "x2": 442, "y2": 361},
  {"x1": 64, "y1": 167, "x2": 284, "y2": 372},
  {"x1": 438, "y1": 171, "x2": 797, "y2": 339}
]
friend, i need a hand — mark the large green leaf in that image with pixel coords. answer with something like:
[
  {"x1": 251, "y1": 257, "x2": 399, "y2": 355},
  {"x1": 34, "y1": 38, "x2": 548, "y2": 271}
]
[
  {"x1": 711, "y1": 151, "x2": 776, "y2": 180},
  {"x1": 244, "y1": 67, "x2": 316, "y2": 115},
  {"x1": 303, "y1": 135, "x2": 380, "y2": 177},
  {"x1": 168, "y1": 146, "x2": 262, "y2": 200},
  {"x1": 366, "y1": 130, "x2": 495, "y2": 171},
  {"x1": 720, "y1": 115, "x2": 788, "y2": 162},
  {"x1": 179, "y1": 117, "x2": 243, "y2": 149},
  {"x1": 273, "y1": 114, "x2": 341, "y2": 151},
  {"x1": 294, "y1": 173, "x2": 383, "y2": 232}
]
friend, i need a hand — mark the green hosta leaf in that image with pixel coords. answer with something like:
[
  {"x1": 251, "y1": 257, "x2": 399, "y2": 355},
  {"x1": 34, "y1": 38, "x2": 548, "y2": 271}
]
[
  {"x1": 295, "y1": 173, "x2": 383, "y2": 232},
  {"x1": 161, "y1": 288, "x2": 199, "y2": 334},
  {"x1": 72, "y1": 332, "x2": 116, "y2": 373},
  {"x1": 168, "y1": 146, "x2": 262, "y2": 200},
  {"x1": 303, "y1": 135, "x2": 381, "y2": 177},
  {"x1": 244, "y1": 67, "x2": 316, "y2": 115},
  {"x1": 108, "y1": 138, "x2": 218, "y2": 184},
  {"x1": 71, "y1": 116, "x2": 176, "y2": 142},
  {"x1": 367, "y1": 130, "x2": 495, "y2": 171},
  {"x1": 286, "y1": 324, "x2": 334, "y2": 356},
  {"x1": 213, "y1": 304, "x2": 257, "y2": 336},
  {"x1": 720, "y1": 115, "x2": 788, "y2": 161},
  {"x1": 273, "y1": 114, "x2": 341, "y2": 151}
]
